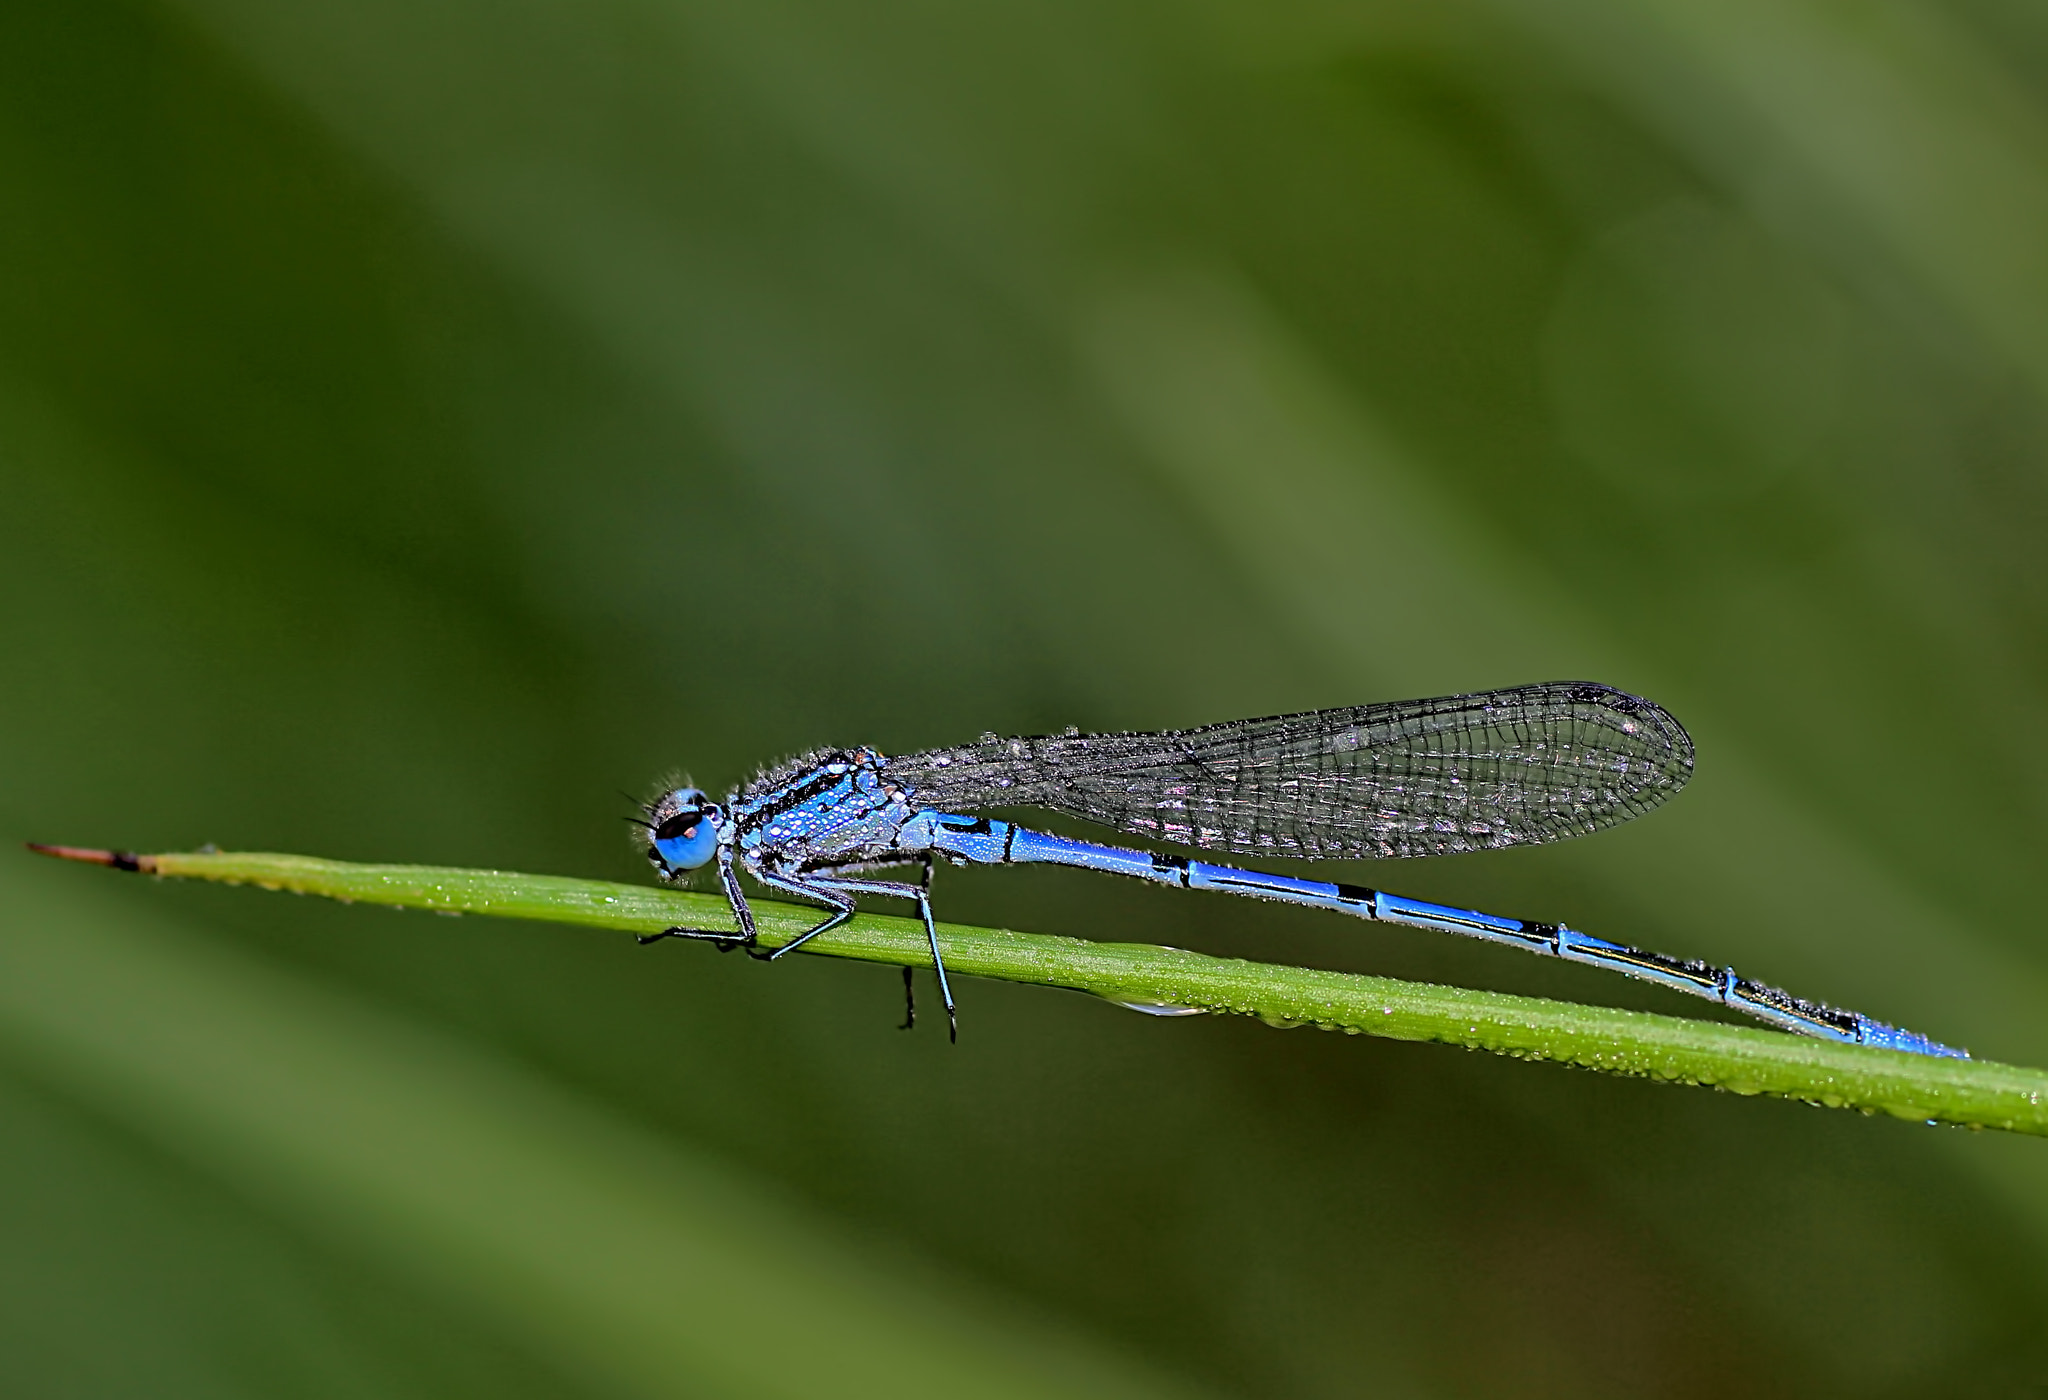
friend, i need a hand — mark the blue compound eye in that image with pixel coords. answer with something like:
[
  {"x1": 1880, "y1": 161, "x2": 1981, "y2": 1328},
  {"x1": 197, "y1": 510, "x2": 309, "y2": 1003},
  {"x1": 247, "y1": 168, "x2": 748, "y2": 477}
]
[{"x1": 650, "y1": 788, "x2": 720, "y2": 872}]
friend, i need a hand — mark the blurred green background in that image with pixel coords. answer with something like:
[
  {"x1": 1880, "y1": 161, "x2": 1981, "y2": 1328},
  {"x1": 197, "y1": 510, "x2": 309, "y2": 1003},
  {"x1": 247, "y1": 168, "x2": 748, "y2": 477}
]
[{"x1": 5, "y1": 0, "x2": 2048, "y2": 1395}]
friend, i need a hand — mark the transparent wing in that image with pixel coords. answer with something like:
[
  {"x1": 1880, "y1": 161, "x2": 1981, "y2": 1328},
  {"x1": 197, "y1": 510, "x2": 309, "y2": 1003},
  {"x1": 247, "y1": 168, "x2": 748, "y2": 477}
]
[{"x1": 885, "y1": 682, "x2": 1693, "y2": 859}]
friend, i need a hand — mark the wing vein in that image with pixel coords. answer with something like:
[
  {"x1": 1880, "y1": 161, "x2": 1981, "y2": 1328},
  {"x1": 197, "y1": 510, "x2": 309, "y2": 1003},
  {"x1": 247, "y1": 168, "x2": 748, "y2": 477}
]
[{"x1": 885, "y1": 682, "x2": 1693, "y2": 860}]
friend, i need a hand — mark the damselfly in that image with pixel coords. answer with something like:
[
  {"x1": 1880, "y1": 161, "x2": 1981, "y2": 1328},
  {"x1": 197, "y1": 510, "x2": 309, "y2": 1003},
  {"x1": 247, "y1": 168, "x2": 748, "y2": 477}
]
[{"x1": 638, "y1": 682, "x2": 1962, "y2": 1057}]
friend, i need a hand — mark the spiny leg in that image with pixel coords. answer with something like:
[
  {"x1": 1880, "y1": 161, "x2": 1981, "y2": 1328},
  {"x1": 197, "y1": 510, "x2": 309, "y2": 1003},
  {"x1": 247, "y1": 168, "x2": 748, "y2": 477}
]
[
  {"x1": 641, "y1": 849, "x2": 756, "y2": 951},
  {"x1": 637, "y1": 926, "x2": 747, "y2": 950},
  {"x1": 805, "y1": 870, "x2": 956, "y2": 1042},
  {"x1": 719, "y1": 851, "x2": 764, "y2": 953},
  {"x1": 897, "y1": 855, "x2": 935, "y2": 1032},
  {"x1": 912, "y1": 881, "x2": 956, "y2": 1043},
  {"x1": 911, "y1": 856, "x2": 954, "y2": 1042},
  {"x1": 752, "y1": 870, "x2": 858, "y2": 960},
  {"x1": 765, "y1": 865, "x2": 958, "y2": 1041}
]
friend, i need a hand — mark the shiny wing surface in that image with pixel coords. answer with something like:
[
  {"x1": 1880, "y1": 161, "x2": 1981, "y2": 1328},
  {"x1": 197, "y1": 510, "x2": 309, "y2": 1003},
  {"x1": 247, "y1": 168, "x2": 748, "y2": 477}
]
[{"x1": 885, "y1": 682, "x2": 1693, "y2": 859}]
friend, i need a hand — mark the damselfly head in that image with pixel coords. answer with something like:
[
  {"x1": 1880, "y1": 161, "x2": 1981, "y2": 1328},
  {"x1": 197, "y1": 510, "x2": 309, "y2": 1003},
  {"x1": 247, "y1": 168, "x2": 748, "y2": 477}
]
[{"x1": 646, "y1": 786, "x2": 722, "y2": 875}]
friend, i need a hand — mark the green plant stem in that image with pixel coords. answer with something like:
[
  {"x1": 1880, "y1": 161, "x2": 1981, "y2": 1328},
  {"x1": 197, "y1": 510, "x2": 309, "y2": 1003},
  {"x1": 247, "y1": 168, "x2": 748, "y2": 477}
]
[{"x1": 31, "y1": 845, "x2": 2048, "y2": 1136}]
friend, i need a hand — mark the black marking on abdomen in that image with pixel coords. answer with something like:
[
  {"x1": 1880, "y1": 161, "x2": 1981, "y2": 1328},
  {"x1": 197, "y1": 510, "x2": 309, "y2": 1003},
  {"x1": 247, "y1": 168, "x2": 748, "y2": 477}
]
[
  {"x1": 1152, "y1": 854, "x2": 1191, "y2": 887},
  {"x1": 1730, "y1": 977, "x2": 1862, "y2": 1037},
  {"x1": 1335, "y1": 881, "x2": 1380, "y2": 909}
]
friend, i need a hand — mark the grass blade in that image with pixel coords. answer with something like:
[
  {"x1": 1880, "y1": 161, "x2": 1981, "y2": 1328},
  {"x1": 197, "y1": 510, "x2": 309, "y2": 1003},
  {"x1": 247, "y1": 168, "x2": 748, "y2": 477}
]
[{"x1": 31, "y1": 845, "x2": 2048, "y2": 1137}]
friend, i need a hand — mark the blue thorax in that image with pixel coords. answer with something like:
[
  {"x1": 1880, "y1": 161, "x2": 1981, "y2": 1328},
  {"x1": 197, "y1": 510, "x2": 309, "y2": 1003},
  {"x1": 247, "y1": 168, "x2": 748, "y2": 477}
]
[{"x1": 729, "y1": 748, "x2": 918, "y2": 871}]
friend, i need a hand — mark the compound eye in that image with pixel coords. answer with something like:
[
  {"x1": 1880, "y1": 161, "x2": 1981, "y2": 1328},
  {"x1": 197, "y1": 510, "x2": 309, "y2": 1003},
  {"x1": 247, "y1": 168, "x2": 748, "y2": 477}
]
[{"x1": 650, "y1": 787, "x2": 719, "y2": 873}]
